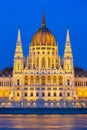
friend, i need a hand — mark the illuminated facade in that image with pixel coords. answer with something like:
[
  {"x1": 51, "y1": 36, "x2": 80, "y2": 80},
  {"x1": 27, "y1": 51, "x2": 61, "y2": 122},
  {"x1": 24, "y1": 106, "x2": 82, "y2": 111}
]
[{"x1": 0, "y1": 14, "x2": 87, "y2": 108}]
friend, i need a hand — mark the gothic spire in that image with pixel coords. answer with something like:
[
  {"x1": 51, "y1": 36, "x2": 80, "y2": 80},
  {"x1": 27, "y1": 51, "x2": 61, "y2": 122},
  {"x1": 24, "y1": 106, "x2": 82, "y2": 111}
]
[
  {"x1": 63, "y1": 29, "x2": 74, "y2": 73},
  {"x1": 17, "y1": 28, "x2": 21, "y2": 44},
  {"x1": 64, "y1": 29, "x2": 72, "y2": 57},
  {"x1": 13, "y1": 28, "x2": 23, "y2": 74},
  {"x1": 66, "y1": 29, "x2": 70, "y2": 44},
  {"x1": 15, "y1": 28, "x2": 23, "y2": 58}
]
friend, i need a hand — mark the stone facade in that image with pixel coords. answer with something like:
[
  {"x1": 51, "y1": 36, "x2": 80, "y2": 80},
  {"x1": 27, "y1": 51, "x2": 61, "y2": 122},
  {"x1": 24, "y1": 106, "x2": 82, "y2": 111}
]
[{"x1": 0, "y1": 14, "x2": 87, "y2": 108}]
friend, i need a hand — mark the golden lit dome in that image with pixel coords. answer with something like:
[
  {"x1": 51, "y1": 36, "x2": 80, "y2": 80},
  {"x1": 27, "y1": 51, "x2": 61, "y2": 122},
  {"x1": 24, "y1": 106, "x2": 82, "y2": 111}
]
[{"x1": 31, "y1": 13, "x2": 56, "y2": 46}]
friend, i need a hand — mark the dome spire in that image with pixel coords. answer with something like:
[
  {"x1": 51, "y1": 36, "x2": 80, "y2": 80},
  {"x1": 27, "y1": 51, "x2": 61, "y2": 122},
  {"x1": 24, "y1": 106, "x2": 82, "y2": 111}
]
[{"x1": 42, "y1": 11, "x2": 46, "y2": 28}]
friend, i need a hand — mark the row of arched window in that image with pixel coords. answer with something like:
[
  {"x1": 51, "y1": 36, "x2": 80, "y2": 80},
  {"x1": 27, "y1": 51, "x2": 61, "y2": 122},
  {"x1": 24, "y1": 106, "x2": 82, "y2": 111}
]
[
  {"x1": 23, "y1": 87, "x2": 63, "y2": 90},
  {"x1": 17, "y1": 76, "x2": 71, "y2": 86},
  {"x1": 37, "y1": 57, "x2": 51, "y2": 68},
  {"x1": 0, "y1": 81, "x2": 12, "y2": 86},
  {"x1": 17, "y1": 76, "x2": 63, "y2": 86},
  {"x1": 17, "y1": 92, "x2": 65, "y2": 97},
  {"x1": 16, "y1": 92, "x2": 71, "y2": 97},
  {"x1": 74, "y1": 81, "x2": 87, "y2": 86},
  {"x1": 29, "y1": 57, "x2": 59, "y2": 69}
]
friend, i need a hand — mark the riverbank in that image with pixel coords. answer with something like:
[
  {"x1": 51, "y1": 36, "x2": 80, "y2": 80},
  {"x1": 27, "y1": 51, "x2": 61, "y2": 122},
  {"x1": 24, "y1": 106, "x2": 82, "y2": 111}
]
[{"x1": 0, "y1": 108, "x2": 87, "y2": 114}]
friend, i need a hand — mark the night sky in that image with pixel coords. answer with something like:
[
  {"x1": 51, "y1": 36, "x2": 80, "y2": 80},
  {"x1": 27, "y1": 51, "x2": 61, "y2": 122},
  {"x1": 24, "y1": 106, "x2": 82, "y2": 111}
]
[{"x1": 0, "y1": 0, "x2": 87, "y2": 70}]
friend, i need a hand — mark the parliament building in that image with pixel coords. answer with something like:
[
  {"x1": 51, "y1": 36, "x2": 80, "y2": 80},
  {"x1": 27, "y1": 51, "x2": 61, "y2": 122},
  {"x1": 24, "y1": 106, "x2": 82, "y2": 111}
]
[{"x1": 0, "y1": 14, "x2": 87, "y2": 108}]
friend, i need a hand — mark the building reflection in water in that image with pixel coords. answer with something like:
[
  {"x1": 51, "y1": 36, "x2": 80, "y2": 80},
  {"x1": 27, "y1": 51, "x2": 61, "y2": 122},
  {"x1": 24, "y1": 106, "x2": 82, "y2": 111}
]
[{"x1": 0, "y1": 115, "x2": 87, "y2": 130}]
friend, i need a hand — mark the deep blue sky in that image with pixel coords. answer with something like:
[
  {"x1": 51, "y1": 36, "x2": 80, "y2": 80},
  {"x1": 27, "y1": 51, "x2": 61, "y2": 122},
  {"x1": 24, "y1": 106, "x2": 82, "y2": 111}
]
[{"x1": 0, "y1": 0, "x2": 87, "y2": 70}]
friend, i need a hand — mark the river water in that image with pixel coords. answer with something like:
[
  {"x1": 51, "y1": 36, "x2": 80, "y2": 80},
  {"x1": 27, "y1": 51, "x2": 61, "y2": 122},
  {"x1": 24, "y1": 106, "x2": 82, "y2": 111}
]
[{"x1": 0, "y1": 115, "x2": 87, "y2": 130}]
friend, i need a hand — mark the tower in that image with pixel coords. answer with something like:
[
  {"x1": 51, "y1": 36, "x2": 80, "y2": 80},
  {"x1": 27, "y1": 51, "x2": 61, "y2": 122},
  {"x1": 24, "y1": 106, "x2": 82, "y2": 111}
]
[
  {"x1": 13, "y1": 28, "x2": 23, "y2": 75},
  {"x1": 63, "y1": 29, "x2": 74, "y2": 73},
  {"x1": 63, "y1": 29, "x2": 74, "y2": 101}
]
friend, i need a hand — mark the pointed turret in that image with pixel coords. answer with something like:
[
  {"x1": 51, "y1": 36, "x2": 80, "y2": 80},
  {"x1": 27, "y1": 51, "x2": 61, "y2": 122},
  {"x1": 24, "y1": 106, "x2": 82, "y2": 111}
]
[
  {"x1": 15, "y1": 28, "x2": 23, "y2": 58},
  {"x1": 64, "y1": 29, "x2": 72, "y2": 58},
  {"x1": 17, "y1": 28, "x2": 21, "y2": 43},
  {"x1": 13, "y1": 28, "x2": 23, "y2": 74},
  {"x1": 42, "y1": 11, "x2": 46, "y2": 28},
  {"x1": 63, "y1": 29, "x2": 74, "y2": 73},
  {"x1": 66, "y1": 29, "x2": 70, "y2": 43}
]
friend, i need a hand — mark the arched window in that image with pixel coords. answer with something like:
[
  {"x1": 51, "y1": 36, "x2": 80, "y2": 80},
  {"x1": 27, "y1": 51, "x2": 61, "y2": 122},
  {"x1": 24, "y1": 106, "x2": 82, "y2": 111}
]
[
  {"x1": 53, "y1": 76, "x2": 56, "y2": 83},
  {"x1": 59, "y1": 76, "x2": 63, "y2": 85},
  {"x1": 24, "y1": 76, "x2": 28, "y2": 85},
  {"x1": 36, "y1": 92, "x2": 39, "y2": 97},
  {"x1": 30, "y1": 93, "x2": 33, "y2": 96},
  {"x1": 56, "y1": 64, "x2": 58, "y2": 69},
  {"x1": 52, "y1": 64, "x2": 54, "y2": 69},
  {"x1": 29, "y1": 58, "x2": 32, "y2": 69},
  {"x1": 33, "y1": 64, "x2": 35, "y2": 69},
  {"x1": 18, "y1": 64, "x2": 19, "y2": 70},
  {"x1": 37, "y1": 58, "x2": 39, "y2": 68},
  {"x1": 17, "y1": 79, "x2": 20, "y2": 86},
  {"x1": 42, "y1": 76, "x2": 45, "y2": 85},
  {"x1": 17, "y1": 93, "x2": 20, "y2": 96},
  {"x1": 42, "y1": 57, "x2": 45, "y2": 68},
  {"x1": 30, "y1": 76, "x2": 34, "y2": 84},
  {"x1": 59, "y1": 92, "x2": 62, "y2": 97},
  {"x1": 54, "y1": 92, "x2": 56, "y2": 96},
  {"x1": 48, "y1": 58, "x2": 50, "y2": 68},
  {"x1": 67, "y1": 92, "x2": 70, "y2": 97},
  {"x1": 48, "y1": 92, "x2": 51, "y2": 96},
  {"x1": 86, "y1": 82, "x2": 87, "y2": 86},
  {"x1": 25, "y1": 93, "x2": 27, "y2": 97},
  {"x1": 67, "y1": 64, "x2": 69, "y2": 70},
  {"x1": 67, "y1": 79, "x2": 70, "y2": 86},
  {"x1": 28, "y1": 59, "x2": 31, "y2": 69},
  {"x1": 48, "y1": 76, "x2": 51, "y2": 83},
  {"x1": 75, "y1": 81, "x2": 77, "y2": 86},
  {"x1": 42, "y1": 92, "x2": 45, "y2": 97},
  {"x1": 36, "y1": 76, "x2": 39, "y2": 83}
]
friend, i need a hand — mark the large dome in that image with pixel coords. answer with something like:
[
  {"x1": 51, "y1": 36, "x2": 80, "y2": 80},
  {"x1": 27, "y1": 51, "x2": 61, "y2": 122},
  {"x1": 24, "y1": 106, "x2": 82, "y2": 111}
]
[{"x1": 31, "y1": 14, "x2": 56, "y2": 46}]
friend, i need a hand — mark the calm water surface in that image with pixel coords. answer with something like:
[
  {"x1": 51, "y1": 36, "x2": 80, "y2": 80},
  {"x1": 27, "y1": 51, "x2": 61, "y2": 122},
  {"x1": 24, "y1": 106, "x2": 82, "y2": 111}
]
[{"x1": 0, "y1": 114, "x2": 87, "y2": 130}]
